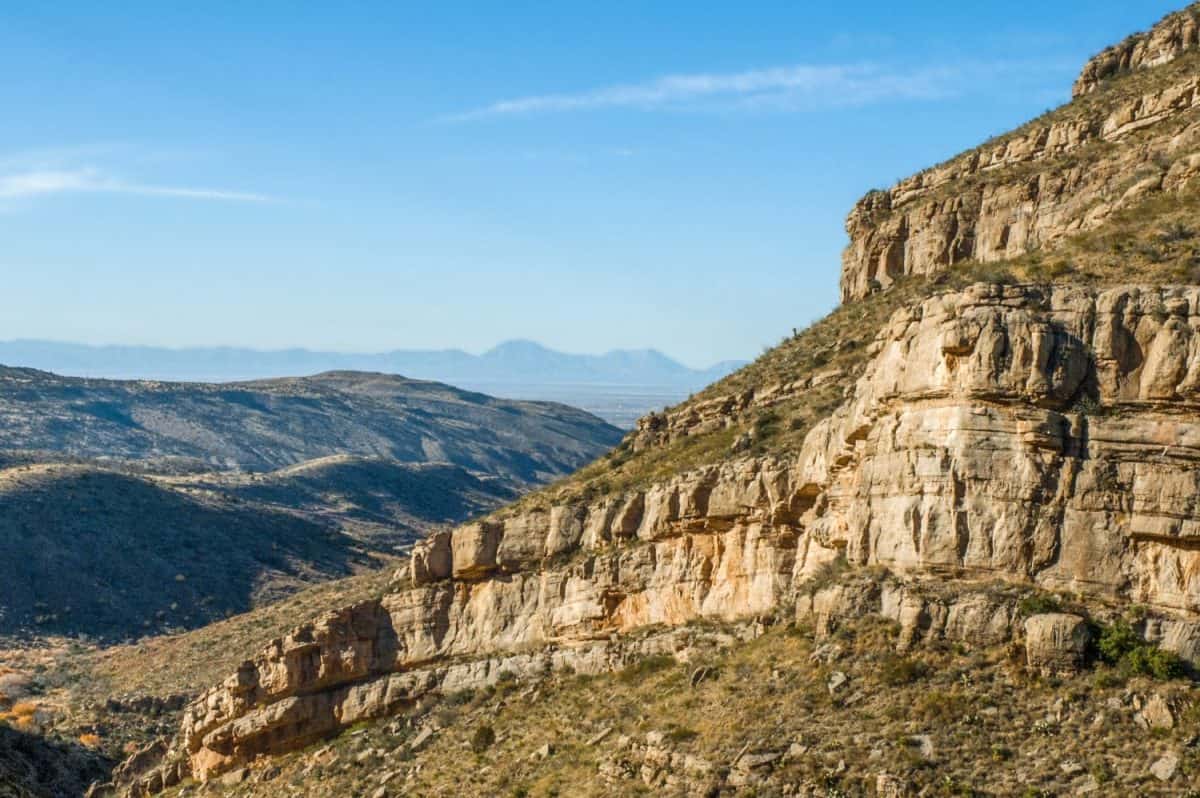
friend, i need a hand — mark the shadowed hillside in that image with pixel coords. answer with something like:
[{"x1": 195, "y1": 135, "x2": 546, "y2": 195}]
[
  {"x1": 0, "y1": 725, "x2": 108, "y2": 798},
  {"x1": 170, "y1": 455, "x2": 518, "y2": 549},
  {"x1": 0, "y1": 464, "x2": 380, "y2": 639}
]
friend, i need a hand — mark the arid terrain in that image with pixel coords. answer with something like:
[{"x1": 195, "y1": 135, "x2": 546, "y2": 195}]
[
  {"x1": 0, "y1": 369, "x2": 620, "y2": 642},
  {"x1": 11, "y1": 4, "x2": 1200, "y2": 798}
]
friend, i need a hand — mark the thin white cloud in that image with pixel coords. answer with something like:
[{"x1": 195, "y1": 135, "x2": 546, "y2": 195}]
[
  {"x1": 445, "y1": 63, "x2": 958, "y2": 121},
  {"x1": 0, "y1": 167, "x2": 272, "y2": 203},
  {"x1": 444, "y1": 58, "x2": 1073, "y2": 122}
]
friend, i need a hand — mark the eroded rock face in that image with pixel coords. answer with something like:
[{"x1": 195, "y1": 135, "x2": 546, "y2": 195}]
[
  {"x1": 809, "y1": 284, "x2": 1200, "y2": 612},
  {"x1": 1074, "y1": 4, "x2": 1200, "y2": 98},
  {"x1": 1024, "y1": 614, "x2": 1091, "y2": 675},
  {"x1": 119, "y1": 283, "x2": 1200, "y2": 793},
  {"x1": 840, "y1": 4, "x2": 1200, "y2": 302}
]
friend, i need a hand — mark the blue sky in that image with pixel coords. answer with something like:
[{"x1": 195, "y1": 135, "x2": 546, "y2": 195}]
[{"x1": 0, "y1": 1, "x2": 1183, "y2": 367}]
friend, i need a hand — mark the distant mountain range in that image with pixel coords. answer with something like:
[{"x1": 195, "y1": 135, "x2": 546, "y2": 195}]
[{"x1": 0, "y1": 339, "x2": 746, "y2": 426}]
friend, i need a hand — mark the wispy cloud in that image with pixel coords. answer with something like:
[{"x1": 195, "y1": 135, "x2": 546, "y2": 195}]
[
  {"x1": 444, "y1": 62, "x2": 961, "y2": 121},
  {"x1": 0, "y1": 167, "x2": 271, "y2": 203},
  {"x1": 443, "y1": 58, "x2": 1072, "y2": 122}
]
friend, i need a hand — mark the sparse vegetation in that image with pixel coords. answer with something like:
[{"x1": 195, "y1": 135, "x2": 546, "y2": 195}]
[
  {"x1": 144, "y1": 610, "x2": 1200, "y2": 797},
  {"x1": 470, "y1": 723, "x2": 496, "y2": 753},
  {"x1": 1094, "y1": 618, "x2": 1186, "y2": 680}
]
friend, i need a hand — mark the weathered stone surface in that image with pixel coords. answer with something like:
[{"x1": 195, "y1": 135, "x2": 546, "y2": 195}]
[
  {"x1": 1150, "y1": 751, "x2": 1181, "y2": 781},
  {"x1": 408, "y1": 531, "x2": 451, "y2": 585},
  {"x1": 120, "y1": 284, "x2": 1200, "y2": 793},
  {"x1": 1074, "y1": 5, "x2": 1200, "y2": 97},
  {"x1": 1024, "y1": 614, "x2": 1091, "y2": 674},
  {"x1": 1138, "y1": 692, "x2": 1177, "y2": 730},
  {"x1": 450, "y1": 521, "x2": 500, "y2": 579},
  {"x1": 840, "y1": 5, "x2": 1200, "y2": 302}
]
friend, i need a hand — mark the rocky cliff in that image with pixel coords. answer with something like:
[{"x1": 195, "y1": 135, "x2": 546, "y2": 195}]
[
  {"x1": 840, "y1": 4, "x2": 1200, "y2": 302},
  {"x1": 108, "y1": 6, "x2": 1200, "y2": 795},
  {"x1": 1074, "y1": 3, "x2": 1200, "y2": 97},
  {"x1": 116, "y1": 281, "x2": 1200, "y2": 794}
]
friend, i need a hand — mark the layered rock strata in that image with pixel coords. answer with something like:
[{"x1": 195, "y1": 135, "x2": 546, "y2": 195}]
[
  {"x1": 119, "y1": 282, "x2": 1200, "y2": 793},
  {"x1": 841, "y1": 5, "x2": 1200, "y2": 302},
  {"x1": 1074, "y1": 4, "x2": 1200, "y2": 98}
]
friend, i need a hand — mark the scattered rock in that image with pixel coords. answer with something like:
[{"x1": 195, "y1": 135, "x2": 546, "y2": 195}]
[
  {"x1": 826, "y1": 671, "x2": 849, "y2": 694},
  {"x1": 876, "y1": 773, "x2": 908, "y2": 798},
  {"x1": 736, "y1": 751, "x2": 782, "y2": 771},
  {"x1": 218, "y1": 768, "x2": 248, "y2": 786},
  {"x1": 809, "y1": 642, "x2": 844, "y2": 664},
  {"x1": 586, "y1": 727, "x2": 613, "y2": 746},
  {"x1": 909, "y1": 735, "x2": 935, "y2": 759},
  {"x1": 1150, "y1": 752, "x2": 1180, "y2": 782},
  {"x1": 409, "y1": 727, "x2": 435, "y2": 752},
  {"x1": 1138, "y1": 693, "x2": 1176, "y2": 730}
]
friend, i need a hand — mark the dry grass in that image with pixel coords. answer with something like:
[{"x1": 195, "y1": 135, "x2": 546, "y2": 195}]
[
  {"x1": 867, "y1": 45, "x2": 1200, "y2": 209},
  {"x1": 158, "y1": 612, "x2": 1200, "y2": 797},
  {"x1": 80, "y1": 564, "x2": 397, "y2": 699}
]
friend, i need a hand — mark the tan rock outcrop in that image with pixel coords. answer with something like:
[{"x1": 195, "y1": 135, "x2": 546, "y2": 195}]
[
  {"x1": 1023, "y1": 613, "x2": 1091, "y2": 674},
  {"x1": 118, "y1": 282, "x2": 1200, "y2": 794},
  {"x1": 1074, "y1": 4, "x2": 1200, "y2": 98},
  {"x1": 840, "y1": 5, "x2": 1200, "y2": 302}
]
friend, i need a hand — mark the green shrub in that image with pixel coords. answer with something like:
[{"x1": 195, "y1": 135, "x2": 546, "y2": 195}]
[
  {"x1": 1017, "y1": 594, "x2": 1061, "y2": 617},
  {"x1": 1124, "y1": 646, "x2": 1185, "y2": 680},
  {"x1": 471, "y1": 724, "x2": 496, "y2": 754},
  {"x1": 878, "y1": 656, "x2": 929, "y2": 686},
  {"x1": 1096, "y1": 618, "x2": 1140, "y2": 662},
  {"x1": 1095, "y1": 619, "x2": 1185, "y2": 679}
]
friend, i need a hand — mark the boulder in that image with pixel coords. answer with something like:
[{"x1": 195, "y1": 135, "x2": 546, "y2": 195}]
[
  {"x1": 1150, "y1": 752, "x2": 1180, "y2": 782},
  {"x1": 1138, "y1": 693, "x2": 1176, "y2": 731},
  {"x1": 409, "y1": 531, "x2": 452, "y2": 585},
  {"x1": 451, "y1": 522, "x2": 501, "y2": 579},
  {"x1": 1024, "y1": 614, "x2": 1091, "y2": 674}
]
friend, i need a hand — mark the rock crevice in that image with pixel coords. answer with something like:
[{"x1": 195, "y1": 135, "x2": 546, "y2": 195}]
[{"x1": 119, "y1": 283, "x2": 1200, "y2": 793}]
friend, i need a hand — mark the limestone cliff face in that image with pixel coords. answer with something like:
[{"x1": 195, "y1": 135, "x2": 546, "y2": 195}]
[
  {"x1": 112, "y1": 11, "x2": 1200, "y2": 792},
  {"x1": 1074, "y1": 4, "x2": 1200, "y2": 98},
  {"x1": 118, "y1": 282, "x2": 1200, "y2": 793},
  {"x1": 807, "y1": 283, "x2": 1200, "y2": 611},
  {"x1": 839, "y1": 5, "x2": 1200, "y2": 302}
]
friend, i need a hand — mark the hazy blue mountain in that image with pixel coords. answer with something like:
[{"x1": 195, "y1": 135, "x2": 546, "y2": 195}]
[{"x1": 0, "y1": 339, "x2": 746, "y2": 426}]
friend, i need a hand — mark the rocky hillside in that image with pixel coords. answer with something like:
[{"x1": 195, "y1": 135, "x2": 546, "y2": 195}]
[
  {"x1": 0, "y1": 456, "x2": 518, "y2": 640},
  {"x1": 74, "y1": 5, "x2": 1200, "y2": 796},
  {"x1": 0, "y1": 368, "x2": 618, "y2": 642},
  {"x1": 1074, "y1": 4, "x2": 1200, "y2": 97},
  {"x1": 0, "y1": 367, "x2": 621, "y2": 483},
  {"x1": 840, "y1": 2, "x2": 1200, "y2": 303}
]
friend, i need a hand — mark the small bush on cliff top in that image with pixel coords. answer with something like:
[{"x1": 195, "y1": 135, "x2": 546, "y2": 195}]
[{"x1": 1017, "y1": 594, "x2": 1061, "y2": 617}]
